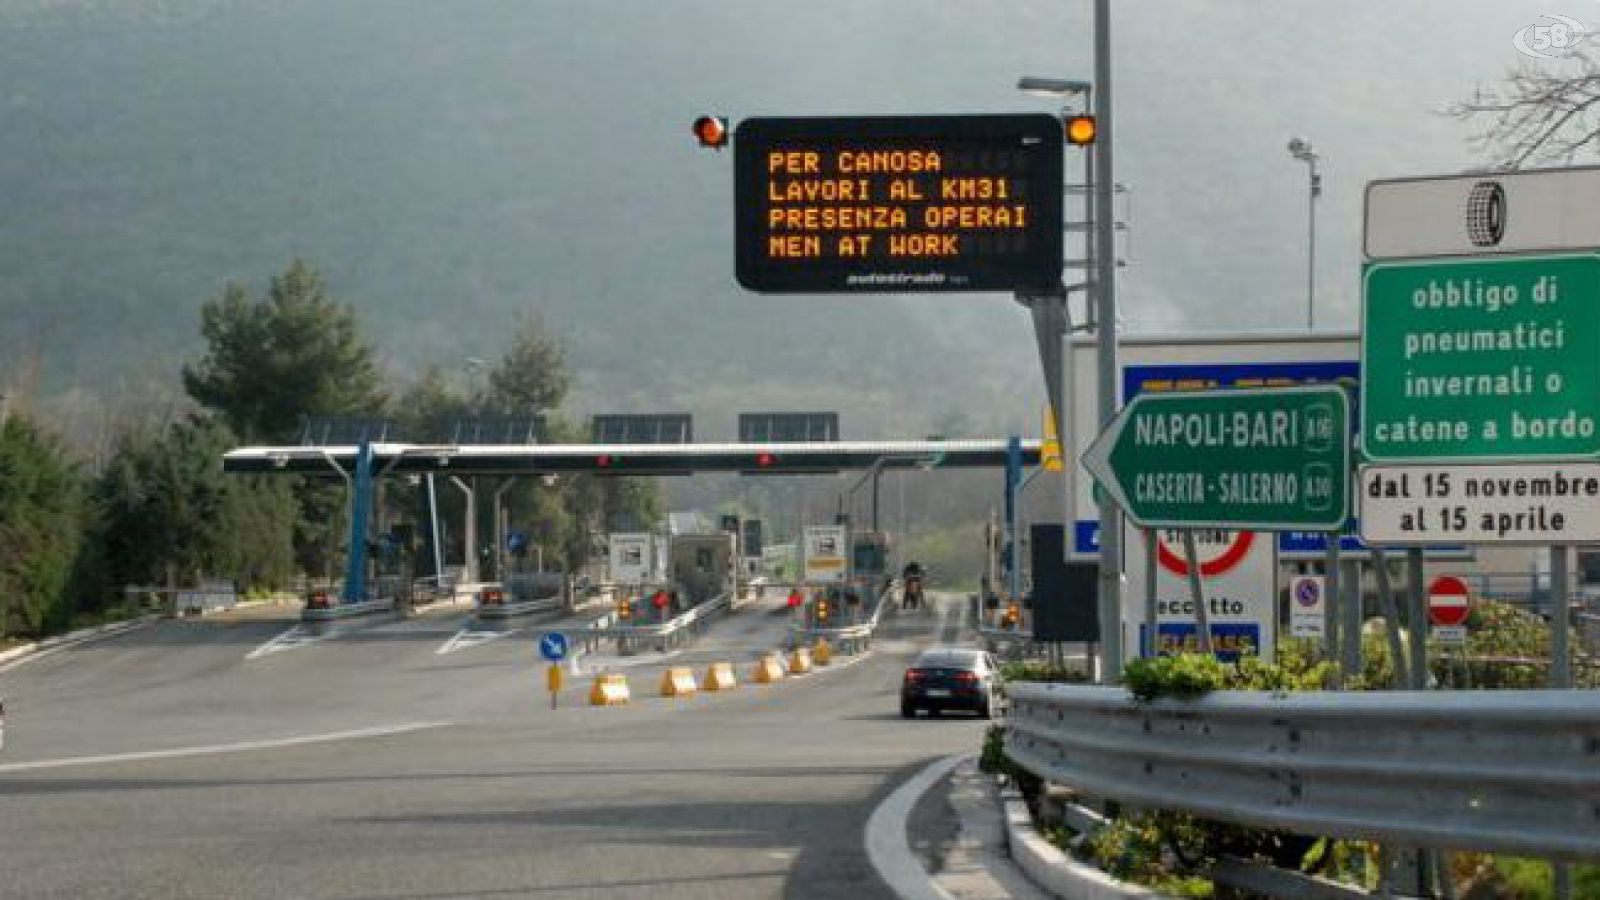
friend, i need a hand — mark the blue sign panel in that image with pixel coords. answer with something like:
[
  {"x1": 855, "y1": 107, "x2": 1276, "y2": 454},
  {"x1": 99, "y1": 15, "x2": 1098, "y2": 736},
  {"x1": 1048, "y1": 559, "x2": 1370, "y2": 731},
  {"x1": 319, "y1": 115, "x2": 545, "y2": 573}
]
[
  {"x1": 1075, "y1": 359, "x2": 1360, "y2": 555},
  {"x1": 538, "y1": 632, "x2": 569, "y2": 662},
  {"x1": 1139, "y1": 623, "x2": 1263, "y2": 663}
]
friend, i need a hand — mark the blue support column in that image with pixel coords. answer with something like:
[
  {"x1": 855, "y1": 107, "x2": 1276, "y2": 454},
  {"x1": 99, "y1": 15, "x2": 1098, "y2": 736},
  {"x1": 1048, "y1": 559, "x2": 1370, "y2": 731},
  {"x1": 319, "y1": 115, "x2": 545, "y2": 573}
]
[
  {"x1": 1004, "y1": 436, "x2": 1021, "y2": 599},
  {"x1": 342, "y1": 441, "x2": 375, "y2": 604}
]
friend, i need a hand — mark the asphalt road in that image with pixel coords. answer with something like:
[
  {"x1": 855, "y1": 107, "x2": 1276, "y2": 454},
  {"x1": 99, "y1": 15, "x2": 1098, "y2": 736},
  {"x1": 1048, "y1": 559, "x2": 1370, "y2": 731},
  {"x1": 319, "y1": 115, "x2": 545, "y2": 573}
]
[{"x1": 0, "y1": 591, "x2": 985, "y2": 899}]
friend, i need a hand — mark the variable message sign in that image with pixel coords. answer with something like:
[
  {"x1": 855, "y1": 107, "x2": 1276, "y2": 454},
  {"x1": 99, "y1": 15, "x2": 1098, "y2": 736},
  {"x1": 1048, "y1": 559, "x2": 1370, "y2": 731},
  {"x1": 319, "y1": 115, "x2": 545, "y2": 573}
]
[
  {"x1": 733, "y1": 115, "x2": 1064, "y2": 293},
  {"x1": 1082, "y1": 385, "x2": 1351, "y2": 531},
  {"x1": 1359, "y1": 463, "x2": 1600, "y2": 544},
  {"x1": 1362, "y1": 254, "x2": 1600, "y2": 462}
]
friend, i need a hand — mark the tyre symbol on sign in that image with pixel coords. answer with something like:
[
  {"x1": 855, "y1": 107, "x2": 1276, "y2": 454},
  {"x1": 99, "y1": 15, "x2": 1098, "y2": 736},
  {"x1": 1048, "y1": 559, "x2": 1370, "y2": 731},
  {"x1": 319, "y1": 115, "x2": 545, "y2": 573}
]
[{"x1": 1465, "y1": 181, "x2": 1506, "y2": 248}]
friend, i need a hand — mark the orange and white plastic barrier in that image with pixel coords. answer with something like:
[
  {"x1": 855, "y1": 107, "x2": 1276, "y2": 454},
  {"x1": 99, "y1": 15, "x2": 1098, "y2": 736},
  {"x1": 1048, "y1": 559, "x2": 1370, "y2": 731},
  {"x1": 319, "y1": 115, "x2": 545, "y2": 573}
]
[
  {"x1": 660, "y1": 667, "x2": 699, "y2": 698},
  {"x1": 702, "y1": 662, "x2": 738, "y2": 691},
  {"x1": 752, "y1": 654, "x2": 787, "y2": 684},
  {"x1": 589, "y1": 673, "x2": 631, "y2": 706}
]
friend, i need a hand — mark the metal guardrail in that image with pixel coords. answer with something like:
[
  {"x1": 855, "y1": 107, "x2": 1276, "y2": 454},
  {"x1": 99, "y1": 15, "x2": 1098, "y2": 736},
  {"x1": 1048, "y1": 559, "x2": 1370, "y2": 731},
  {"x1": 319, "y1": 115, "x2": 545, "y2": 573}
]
[
  {"x1": 301, "y1": 598, "x2": 394, "y2": 622},
  {"x1": 1005, "y1": 683, "x2": 1600, "y2": 861},
  {"x1": 790, "y1": 584, "x2": 896, "y2": 653},
  {"x1": 571, "y1": 592, "x2": 733, "y2": 652}
]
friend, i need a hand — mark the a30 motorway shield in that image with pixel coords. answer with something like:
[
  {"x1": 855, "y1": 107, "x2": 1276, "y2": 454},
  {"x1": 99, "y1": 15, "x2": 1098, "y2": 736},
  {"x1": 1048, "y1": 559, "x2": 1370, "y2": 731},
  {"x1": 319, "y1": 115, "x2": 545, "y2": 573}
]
[{"x1": 1081, "y1": 385, "x2": 1350, "y2": 531}]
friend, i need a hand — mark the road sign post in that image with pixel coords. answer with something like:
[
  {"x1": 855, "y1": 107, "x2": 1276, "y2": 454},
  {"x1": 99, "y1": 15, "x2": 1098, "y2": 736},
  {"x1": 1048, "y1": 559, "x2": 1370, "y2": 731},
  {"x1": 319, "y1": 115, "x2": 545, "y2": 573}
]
[
  {"x1": 1427, "y1": 575, "x2": 1470, "y2": 647},
  {"x1": 540, "y1": 632, "x2": 570, "y2": 709},
  {"x1": 1290, "y1": 574, "x2": 1327, "y2": 640},
  {"x1": 546, "y1": 662, "x2": 563, "y2": 709},
  {"x1": 1181, "y1": 530, "x2": 1213, "y2": 654},
  {"x1": 539, "y1": 632, "x2": 569, "y2": 662},
  {"x1": 1082, "y1": 385, "x2": 1351, "y2": 531}
]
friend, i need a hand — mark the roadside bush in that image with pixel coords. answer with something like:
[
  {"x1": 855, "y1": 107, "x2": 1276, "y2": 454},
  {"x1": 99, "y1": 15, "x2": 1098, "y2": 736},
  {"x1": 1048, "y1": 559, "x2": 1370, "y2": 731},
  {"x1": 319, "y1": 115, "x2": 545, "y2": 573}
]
[
  {"x1": 997, "y1": 659, "x2": 1091, "y2": 684},
  {"x1": 977, "y1": 723, "x2": 1041, "y2": 800},
  {"x1": 1123, "y1": 653, "x2": 1229, "y2": 702}
]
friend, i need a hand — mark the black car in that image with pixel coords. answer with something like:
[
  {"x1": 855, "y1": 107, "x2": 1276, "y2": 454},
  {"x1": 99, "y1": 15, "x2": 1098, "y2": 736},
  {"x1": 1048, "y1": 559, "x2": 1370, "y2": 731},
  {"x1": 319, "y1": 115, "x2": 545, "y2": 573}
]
[{"x1": 900, "y1": 647, "x2": 1001, "y2": 719}]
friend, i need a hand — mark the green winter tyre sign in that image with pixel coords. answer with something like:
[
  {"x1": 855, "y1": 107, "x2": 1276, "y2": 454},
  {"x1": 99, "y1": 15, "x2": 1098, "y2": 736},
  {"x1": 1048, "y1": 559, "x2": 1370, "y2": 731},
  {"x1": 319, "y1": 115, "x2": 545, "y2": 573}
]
[{"x1": 1361, "y1": 253, "x2": 1600, "y2": 462}]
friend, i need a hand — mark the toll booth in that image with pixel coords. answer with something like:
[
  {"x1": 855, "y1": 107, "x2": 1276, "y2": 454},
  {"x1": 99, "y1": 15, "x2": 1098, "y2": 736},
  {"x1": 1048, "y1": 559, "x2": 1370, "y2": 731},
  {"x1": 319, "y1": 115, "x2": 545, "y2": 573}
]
[
  {"x1": 851, "y1": 531, "x2": 890, "y2": 587},
  {"x1": 669, "y1": 531, "x2": 737, "y2": 606}
]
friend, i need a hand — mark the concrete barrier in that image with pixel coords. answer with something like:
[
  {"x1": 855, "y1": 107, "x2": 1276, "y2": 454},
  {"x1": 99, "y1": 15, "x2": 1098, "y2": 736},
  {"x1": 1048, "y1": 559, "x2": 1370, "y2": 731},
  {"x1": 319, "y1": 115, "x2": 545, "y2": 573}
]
[
  {"x1": 812, "y1": 639, "x2": 832, "y2": 666},
  {"x1": 1003, "y1": 794, "x2": 1159, "y2": 899},
  {"x1": 660, "y1": 667, "x2": 699, "y2": 698},
  {"x1": 788, "y1": 647, "x2": 813, "y2": 675},
  {"x1": 702, "y1": 661, "x2": 738, "y2": 691},
  {"x1": 588, "y1": 673, "x2": 631, "y2": 706},
  {"x1": 752, "y1": 655, "x2": 786, "y2": 684}
]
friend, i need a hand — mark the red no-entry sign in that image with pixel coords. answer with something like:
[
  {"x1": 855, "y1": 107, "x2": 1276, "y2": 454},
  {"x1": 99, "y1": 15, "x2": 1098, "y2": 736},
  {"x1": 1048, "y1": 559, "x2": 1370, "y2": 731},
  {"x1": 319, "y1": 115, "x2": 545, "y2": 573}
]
[{"x1": 1428, "y1": 576, "x2": 1471, "y2": 627}]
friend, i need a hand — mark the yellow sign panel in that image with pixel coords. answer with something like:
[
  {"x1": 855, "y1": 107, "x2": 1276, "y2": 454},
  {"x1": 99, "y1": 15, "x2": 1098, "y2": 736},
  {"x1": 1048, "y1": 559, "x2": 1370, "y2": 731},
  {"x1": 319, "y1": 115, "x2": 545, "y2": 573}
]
[{"x1": 1042, "y1": 406, "x2": 1064, "y2": 473}]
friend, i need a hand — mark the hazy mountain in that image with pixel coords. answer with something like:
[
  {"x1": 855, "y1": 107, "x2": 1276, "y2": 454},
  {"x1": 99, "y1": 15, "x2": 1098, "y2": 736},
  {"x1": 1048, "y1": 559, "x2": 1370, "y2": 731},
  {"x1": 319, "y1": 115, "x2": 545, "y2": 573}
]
[{"x1": 0, "y1": 0, "x2": 1562, "y2": 441}]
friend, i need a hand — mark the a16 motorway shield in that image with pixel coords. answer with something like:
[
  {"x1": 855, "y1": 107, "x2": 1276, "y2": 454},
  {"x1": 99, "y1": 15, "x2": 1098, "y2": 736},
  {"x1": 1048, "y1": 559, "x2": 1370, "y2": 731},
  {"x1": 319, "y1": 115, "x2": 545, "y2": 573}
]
[{"x1": 1081, "y1": 385, "x2": 1350, "y2": 531}]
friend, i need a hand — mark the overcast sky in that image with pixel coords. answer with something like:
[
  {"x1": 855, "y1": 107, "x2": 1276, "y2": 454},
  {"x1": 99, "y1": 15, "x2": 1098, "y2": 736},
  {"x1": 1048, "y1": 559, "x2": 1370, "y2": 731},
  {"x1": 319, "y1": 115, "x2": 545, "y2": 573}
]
[{"x1": 0, "y1": 1, "x2": 1587, "y2": 431}]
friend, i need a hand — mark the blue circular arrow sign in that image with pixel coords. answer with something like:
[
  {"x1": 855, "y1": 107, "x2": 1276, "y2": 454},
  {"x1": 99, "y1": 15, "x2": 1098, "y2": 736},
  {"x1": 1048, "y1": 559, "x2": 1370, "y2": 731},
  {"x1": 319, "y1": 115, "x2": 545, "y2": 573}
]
[{"x1": 538, "y1": 632, "x2": 569, "y2": 662}]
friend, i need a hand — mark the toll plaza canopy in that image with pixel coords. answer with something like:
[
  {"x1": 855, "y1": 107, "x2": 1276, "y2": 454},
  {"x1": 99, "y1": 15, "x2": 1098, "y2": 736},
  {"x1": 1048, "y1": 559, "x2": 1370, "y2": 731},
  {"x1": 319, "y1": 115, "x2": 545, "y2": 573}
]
[{"x1": 221, "y1": 439, "x2": 1042, "y2": 477}]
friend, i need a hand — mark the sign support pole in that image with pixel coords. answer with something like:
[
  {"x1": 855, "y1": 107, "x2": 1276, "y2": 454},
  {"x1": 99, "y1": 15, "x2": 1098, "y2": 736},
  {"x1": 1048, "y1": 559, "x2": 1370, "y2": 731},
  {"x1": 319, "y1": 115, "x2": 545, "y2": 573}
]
[
  {"x1": 1092, "y1": 0, "x2": 1123, "y2": 687},
  {"x1": 1143, "y1": 528, "x2": 1157, "y2": 658},
  {"x1": 1405, "y1": 548, "x2": 1428, "y2": 690},
  {"x1": 1181, "y1": 529, "x2": 1213, "y2": 655},
  {"x1": 1554, "y1": 544, "x2": 1575, "y2": 900},
  {"x1": 1552, "y1": 545, "x2": 1572, "y2": 689},
  {"x1": 1371, "y1": 550, "x2": 1408, "y2": 689},
  {"x1": 1342, "y1": 558, "x2": 1363, "y2": 679},
  {"x1": 1323, "y1": 534, "x2": 1341, "y2": 669}
]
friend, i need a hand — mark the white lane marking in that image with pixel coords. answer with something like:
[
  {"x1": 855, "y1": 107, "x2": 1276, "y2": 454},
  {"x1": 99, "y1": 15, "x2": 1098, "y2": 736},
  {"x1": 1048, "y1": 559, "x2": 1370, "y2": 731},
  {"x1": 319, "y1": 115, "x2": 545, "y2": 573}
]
[
  {"x1": 580, "y1": 648, "x2": 685, "y2": 670},
  {"x1": 436, "y1": 627, "x2": 518, "y2": 655},
  {"x1": 0, "y1": 722, "x2": 449, "y2": 775},
  {"x1": 245, "y1": 625, "x2": 338, "y2": 660},
  {"x1": 0, "y1": 618, "x2": 157, "y2": 674},
  {"x1": 802, "y1": 651, "x2": 874, "y2": 676},
  {"x1": 865, "y1": 754, "x2": 965, "y2": 900}
]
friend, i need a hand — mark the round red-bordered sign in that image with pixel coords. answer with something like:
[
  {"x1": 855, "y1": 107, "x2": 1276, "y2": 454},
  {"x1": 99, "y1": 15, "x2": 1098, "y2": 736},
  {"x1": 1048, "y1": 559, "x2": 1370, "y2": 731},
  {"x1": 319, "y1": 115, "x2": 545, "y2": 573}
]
[
  {"x1": 1156, "y1": 531, "x2": 1257, "y2": 578},
  {"x1": 1428, "y1": 575, "x2": 1470, "y2": 627}
]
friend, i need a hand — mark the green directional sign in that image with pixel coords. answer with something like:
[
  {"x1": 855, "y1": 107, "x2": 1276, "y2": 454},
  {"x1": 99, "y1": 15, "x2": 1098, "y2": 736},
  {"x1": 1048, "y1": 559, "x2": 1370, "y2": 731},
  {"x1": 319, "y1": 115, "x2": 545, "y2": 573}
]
[
  {"x1": 1362, "y1": 253, "x2": 1600, "y2": 462},
  {"x1": 1081, "y1": 385, "x2": 1351, "y2": 530}
]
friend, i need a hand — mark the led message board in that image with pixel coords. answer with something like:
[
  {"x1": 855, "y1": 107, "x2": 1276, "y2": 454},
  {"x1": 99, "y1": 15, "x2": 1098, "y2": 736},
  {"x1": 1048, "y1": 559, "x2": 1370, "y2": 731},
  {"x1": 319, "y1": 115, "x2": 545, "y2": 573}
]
[{"x1": 733, "y1": 115, "x2": 1064, "y2": 293}]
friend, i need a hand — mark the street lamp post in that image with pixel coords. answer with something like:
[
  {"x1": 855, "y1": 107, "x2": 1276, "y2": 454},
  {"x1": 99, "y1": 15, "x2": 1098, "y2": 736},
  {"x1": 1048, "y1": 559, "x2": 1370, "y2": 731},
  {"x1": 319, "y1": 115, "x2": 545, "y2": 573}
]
[
  {"x1": 1287, "y1": 137, "x2": 1321, "y2": 331},
  {"x1": 1016, "y1": 0, "x2": 1123, "y2": 683}
]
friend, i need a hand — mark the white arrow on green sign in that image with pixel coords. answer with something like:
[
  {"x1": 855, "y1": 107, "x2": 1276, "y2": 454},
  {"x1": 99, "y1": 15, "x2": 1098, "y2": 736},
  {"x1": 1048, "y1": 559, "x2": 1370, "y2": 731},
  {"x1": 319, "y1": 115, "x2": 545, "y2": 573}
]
[{"x1": 1082, "y1": 385, "x2": 1351, "y2": 531}]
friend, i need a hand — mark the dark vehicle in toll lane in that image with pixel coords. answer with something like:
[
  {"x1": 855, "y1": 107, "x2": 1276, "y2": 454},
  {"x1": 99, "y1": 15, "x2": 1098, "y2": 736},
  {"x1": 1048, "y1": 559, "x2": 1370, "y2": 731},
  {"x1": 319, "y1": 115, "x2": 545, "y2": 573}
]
[{"x1": 900, "y1": 648, "x2": 1001, "y2": 719}]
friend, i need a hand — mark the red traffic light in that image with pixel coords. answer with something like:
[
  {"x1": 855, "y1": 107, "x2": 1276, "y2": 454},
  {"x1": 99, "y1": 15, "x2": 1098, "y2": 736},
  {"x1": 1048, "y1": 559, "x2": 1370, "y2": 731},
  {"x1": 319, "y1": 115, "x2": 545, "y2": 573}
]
[
  {"x1": 755, "y1": 452, "x2": 777, "y2": 468},
  {"x1": 693, "y1": 115, "x2": 729, "y2": 149}
]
